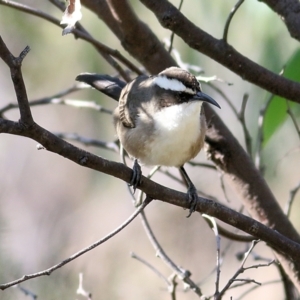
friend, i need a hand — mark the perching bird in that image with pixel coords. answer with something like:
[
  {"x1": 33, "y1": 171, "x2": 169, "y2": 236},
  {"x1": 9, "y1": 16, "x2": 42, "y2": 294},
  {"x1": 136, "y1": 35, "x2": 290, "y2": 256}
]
[{"x1": 76, "y1": 67, "x2": 220, "y2": 216}]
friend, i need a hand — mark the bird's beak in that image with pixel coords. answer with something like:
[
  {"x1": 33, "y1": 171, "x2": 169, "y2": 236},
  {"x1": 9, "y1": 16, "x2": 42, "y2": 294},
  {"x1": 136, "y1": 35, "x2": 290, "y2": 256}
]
[{"x1": 193, "y1": 91, "x2": 220, "y2": 109}]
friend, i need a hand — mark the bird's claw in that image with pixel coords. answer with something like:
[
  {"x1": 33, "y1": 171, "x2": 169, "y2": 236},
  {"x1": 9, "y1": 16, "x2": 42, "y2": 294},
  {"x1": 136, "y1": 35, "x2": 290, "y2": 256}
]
[
  {"x1": 186, "y1": 184, "x2": 198, "y2": 218},
  {"x1": 129, "y1": 159, "x2": 142, "y2": 193}
]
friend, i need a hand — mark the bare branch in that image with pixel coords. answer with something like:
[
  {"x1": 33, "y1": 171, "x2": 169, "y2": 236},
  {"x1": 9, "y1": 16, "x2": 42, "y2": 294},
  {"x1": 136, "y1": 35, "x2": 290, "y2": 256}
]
[
  {"x1": 0, "y1": 197, "x2": 151, "y2": 290},
  {"x1": 0, "y1": 0, "x2": 142, "y2": 80},
  {"x1": 260, "y1": 0, "x2": 300, "y2": 42},
  {"x1": 168, "y1": 0, "x2": 184, "y2": 53},
  {"x1": 139, "y1": 211, "x2": 203, "y2": 297},
  {"x1": 55, "y1": 133, "x2": 119, "y2": 152},
  {"x1": 238, "y1": 94, "x2": 252, "y2": 156},
  {"x1": 0, "y1": 37, "x2": 33, "y2": 124},
  {"x1": 131, "y1": 252, "x2": 171, "y2": 287},
  {"x1": 285, "y1": 182, "x2": 300, "y2": 217},
  {"x1": 81, "y1": 0, "x2": 177, "y2": 74},
  {"x1": 140, "y1": 0, "x2": 300, "y2": 104},
  {"x1": 202, "y1": 215, "x2": 221, "y2": 298},
  {"x1": 255, "y1": 95, "x2": 273, "y2": 172},
  {"x1": 216, "y1": 240, "x2": 274, "y2": 299},
  {"x1": 77, "y1": 273, "x2": 92, "y2": 300},
  {"x1": 223, "y1": 0, "x2": 245, "y2": 43},
  {"x1": 287, "y1": 101, "x2": 300, "y2": 140}
]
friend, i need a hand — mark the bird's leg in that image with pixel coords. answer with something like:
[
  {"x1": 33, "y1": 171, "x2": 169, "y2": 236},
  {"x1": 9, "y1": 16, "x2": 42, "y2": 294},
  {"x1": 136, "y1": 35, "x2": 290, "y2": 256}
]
[
  {"x1": 180, "y1": 166, "x2": 198, "y2": 217},
  {"x1": 130, "y1": 159, "x2": 142, "y2": 193}
]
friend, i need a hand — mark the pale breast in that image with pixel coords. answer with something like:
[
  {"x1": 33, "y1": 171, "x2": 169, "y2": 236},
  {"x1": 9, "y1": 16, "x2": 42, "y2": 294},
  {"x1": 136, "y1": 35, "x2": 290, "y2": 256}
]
[{"x1": 140, "y1": 101, "x2": 206, "y2": 167}]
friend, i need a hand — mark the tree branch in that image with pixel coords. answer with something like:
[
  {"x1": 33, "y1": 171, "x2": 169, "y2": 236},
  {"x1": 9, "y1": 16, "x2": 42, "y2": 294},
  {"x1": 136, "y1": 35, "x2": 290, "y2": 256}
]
[
  {"x1": 0, "y1": 36, "x2": 33, "y2": 124},
  {"x1": 81, "y1": 0, "x2": 177, "y2": 73},
  {"x1": 140, "y1": 0, "x2": 300, "y2": 104},
  {"x1": 260, "y1": 0, "x2": 300, "y2": 42},
  {"x1": 0, "y1": 197, "x2": 151, "y2": 290}
]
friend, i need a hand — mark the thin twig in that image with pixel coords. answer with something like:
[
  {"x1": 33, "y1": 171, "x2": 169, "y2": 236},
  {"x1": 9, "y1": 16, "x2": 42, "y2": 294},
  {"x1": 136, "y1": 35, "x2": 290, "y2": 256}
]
[
  {"x1": 131, "y1": 252, "x2": 170, "y2": 286},
  {"x1": 236, "y1": 279, "x2": 281, "y2": 300},
  {"x1": 0, "y1": 83, "x2": 114, "y2": 117},
  {"x1": 223, "y1": 0, "x2": 245, "y2": 43},
  {"x1": 54, "y1": 133, "x2": 119, "y2": 152},
  {"x1": 216, "y1": 240, "x2": 274, "y2": 299},
  {"x1": 238, "y1": 94, "x2": 252, "y2": 156},
  {"x1": 0, "y1": 198, "x2": 151, "y2": 290},
  {"x1": 77, "y1": 273, "x2": 92, "y2": 300},
  {"x1": 168, "y1": 0, "x2": 184, "y2": 53},
  {"x1": 285, "y1": 182, "x2": 300, "y2": 217},
  {"x1": 202, "y1": 214, "x2": 221, "y2": 299},
  {"x1": 136, "y1": 166, "x2": 160, "y2": 206},
  {"x1": 0, "y1": 0, "x2": 142, "y2": 80},
  {"x1": 207, "y1": 82, "x2": 238, "y2": 116},
  {"x1": 0, "y1": 37, "x2": 33, "y2": 124},
  {"x1": 139, "y1": 210, "x2": 203, "y2": 296},
  {"x1": 188, "y1": 161, "x2": 216, "y2": 170},
  {"x1": 219, "y1": 172, "x2": 231, "y2": 203},
  {"x1": 286, "y1": 100, "x2": 300, "y2": 140},
  {"x1": 255, "y1": 95, "x2": 273, "y2": 173},
  {"x1": 16, "y1": 285, "x2": 38, "y2": 300}
]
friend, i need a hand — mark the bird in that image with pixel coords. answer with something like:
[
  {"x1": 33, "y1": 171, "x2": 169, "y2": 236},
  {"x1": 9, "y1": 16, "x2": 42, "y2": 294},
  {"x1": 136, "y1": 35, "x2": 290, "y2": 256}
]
[{"x1": 76, "y1": 67, "x2": 220, "y2": 216}]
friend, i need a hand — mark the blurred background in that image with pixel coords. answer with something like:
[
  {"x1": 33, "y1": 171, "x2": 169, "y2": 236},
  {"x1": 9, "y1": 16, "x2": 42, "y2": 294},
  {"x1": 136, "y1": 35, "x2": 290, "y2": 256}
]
[{"x1": 0, "y1": 0, "x2": 299, "y2": 299}]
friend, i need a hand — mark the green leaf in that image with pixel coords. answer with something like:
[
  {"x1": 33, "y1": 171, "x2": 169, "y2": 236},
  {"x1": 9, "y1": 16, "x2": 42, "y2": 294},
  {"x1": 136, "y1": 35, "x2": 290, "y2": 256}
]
[{"x1": 263, "y1": 50, "x2": 300, "y2": 146}]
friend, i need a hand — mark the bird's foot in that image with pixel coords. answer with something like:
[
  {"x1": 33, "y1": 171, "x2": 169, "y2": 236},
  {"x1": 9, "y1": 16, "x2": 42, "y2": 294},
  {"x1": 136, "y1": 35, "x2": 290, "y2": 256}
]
[
  {"x1": 129, "y1": 159, "x2": 142, "y2": 193},
  {"x1": 186, "y1": 184, "x2": 198, "y2": 218}
]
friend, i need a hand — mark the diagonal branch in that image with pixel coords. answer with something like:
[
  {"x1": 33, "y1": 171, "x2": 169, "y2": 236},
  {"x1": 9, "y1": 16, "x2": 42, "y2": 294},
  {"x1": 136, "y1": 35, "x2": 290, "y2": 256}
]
[
  {"x1": 140, "y1": 0, "x2": 300, "y2": 104},
  {"x1": 260, "y1": 0, "x2": 300, "y2": 42},
  {"x1": 81, "y1": 0, "x2": 177, "y2": 74},
  {"x1": 0, "y1": 197, "x2": 151, "y2": 290},
  {"x1": 0, "y1": 0, "x2": 141, "y2": 80},
  {"x1": 0, "y1": 36, "x2": 33, "y2": 124}
]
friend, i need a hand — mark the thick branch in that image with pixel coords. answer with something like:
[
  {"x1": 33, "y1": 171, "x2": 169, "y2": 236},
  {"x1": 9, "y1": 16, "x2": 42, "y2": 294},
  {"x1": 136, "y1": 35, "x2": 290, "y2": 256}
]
[
  {"x1": 260, "y1": 0, "x2": 300, "y2": 41},
  {"x1": 81, "y1": 0, "x2": 177, "y2": 73},
  {"x1": 1, "y1": 119, "x2": 300, "y2": 263},
  {"x1": 140, "y1": 0, "x2": 300, "y2": 104}
]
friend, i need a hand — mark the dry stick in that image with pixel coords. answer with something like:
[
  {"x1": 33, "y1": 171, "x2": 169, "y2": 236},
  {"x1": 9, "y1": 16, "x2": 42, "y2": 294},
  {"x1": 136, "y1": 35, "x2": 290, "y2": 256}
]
[
  {"x1": 145, "y1": 166, "x2": 254, "y2": 243},
  {"x1": 139, "y1": 210, "x2": 203, "y2": 297},
  {"x1": 286, "y1": 100, "x2": 300, "y2": 139},
  {"x1": 206, "y1": 84, "x2": 253, "y2": 157},
  {"x1": 0, "y1": 36, "x2": 33, "y2": 124},
  {"x1": 260, "y1": 0, "x2": 300, "y2": 42},
  {"x1": 168, "y1": 0, "x2": 184, "y2": 53},
  {"x1": 216, "y1": 240, "x2": 275, "y2": 299},
  {"x1": 202, "y1": 215, "x2": 221, "y2": 299},
  {"x1": 131, "y1": 252, "x2": 171, "y2": 287},
  {"x1": 238, "y1": 94, "x2": 252, "y2": 157},
  {"x1": 48, "y1": 0, "x2": 135, "y2": 82},
  {"x1": 77, "y1": 273, "x2": 92, "y2": 300},
  {"x1": 16, "y1": 285, "x2": 37, "y2": 300},
  {"x1": 218, "y1": 173, "x2": 231, "y2": 203},
  {"x1": 135, "y1": 166, "x2": 201, "y2": 296},
  {"x1": 223, "y1": 0, "x2": 246, "y2": 42},
  {"x1": 255, "y1": 95, "x2": 273, "y2": 173},
  {"x1": 235, "y1": 279, "x2": 281, "y2": 300},
  {"x1": 285, "y1": 182, "x2": 300, "y2": 217},
  {"x1": 54, "y1": 133, "x2": 119, "y2": 152},
  {"x1": 0, "y1": 198, "x2": 151, "y2": 290},
  {"x1": 0, "y1": 0, "x2": 141, "y2": 80},
  {"x1": 140, "y1": 0, "x2": 300, "y2": 104},
  {"x1": 0, "y1": 83, "x2": 113, "y2": 117}
]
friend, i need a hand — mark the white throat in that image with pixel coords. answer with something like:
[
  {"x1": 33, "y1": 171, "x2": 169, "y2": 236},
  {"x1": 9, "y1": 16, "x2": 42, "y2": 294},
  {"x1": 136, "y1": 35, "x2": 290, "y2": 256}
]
[{"x1": 143, "y1": 101, "x2": 203, "y2": 167}]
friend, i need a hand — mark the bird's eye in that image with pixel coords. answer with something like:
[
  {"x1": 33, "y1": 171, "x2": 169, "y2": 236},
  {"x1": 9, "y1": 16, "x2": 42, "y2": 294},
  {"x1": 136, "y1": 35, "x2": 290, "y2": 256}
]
[{"x1": 178, "y1": 92, "x2": 190, "y2": 102}]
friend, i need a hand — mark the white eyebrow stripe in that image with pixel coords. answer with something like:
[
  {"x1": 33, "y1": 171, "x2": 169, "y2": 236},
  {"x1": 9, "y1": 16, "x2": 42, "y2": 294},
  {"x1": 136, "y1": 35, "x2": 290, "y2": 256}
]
[{"x1": 153, "y1": 76, "x2": 196, "y2": 95}]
